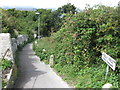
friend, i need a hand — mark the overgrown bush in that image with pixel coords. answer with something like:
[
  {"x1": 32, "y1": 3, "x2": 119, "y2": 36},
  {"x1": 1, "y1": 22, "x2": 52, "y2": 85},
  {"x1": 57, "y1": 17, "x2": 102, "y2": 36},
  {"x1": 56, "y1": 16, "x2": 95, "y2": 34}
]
[
  {"x1": 34, "y1": 5, "x2": 119, "y2": 88},
  {"x1": 1, "y1": 59, "x2": 13, "y2": 88},
  {"x1": 2, "y1": 59, "x2": 12, "y2": 70}
]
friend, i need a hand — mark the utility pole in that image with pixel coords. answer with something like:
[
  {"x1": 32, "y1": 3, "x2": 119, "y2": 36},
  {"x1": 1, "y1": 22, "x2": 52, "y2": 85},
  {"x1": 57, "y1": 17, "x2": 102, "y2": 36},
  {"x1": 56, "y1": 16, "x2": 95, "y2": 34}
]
[{"x1": 35, "y1": 12, "x2": 40, "y2": 39}]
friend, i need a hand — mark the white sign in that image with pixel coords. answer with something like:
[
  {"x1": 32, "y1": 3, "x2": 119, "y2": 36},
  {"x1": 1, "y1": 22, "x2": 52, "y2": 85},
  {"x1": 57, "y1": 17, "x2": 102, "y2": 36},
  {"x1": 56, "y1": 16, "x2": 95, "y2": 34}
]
[{"x1": 102, "y1": 52, "x2": 116, "y2": 70}]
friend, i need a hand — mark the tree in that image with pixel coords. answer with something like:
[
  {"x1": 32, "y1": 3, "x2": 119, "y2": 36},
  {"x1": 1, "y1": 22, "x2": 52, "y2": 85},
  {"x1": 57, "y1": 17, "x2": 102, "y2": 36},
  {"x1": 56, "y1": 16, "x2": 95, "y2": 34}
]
[{"x1": 58, "y1": 3, "x2": 77, "y2": 14}]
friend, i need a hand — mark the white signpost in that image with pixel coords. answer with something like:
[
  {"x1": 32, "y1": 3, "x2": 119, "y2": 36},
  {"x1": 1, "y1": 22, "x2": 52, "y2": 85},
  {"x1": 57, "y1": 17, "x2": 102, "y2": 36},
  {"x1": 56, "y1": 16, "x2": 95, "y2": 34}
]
[{"x1": 102, "y1": 52, "x2": 116, "y2": 79}]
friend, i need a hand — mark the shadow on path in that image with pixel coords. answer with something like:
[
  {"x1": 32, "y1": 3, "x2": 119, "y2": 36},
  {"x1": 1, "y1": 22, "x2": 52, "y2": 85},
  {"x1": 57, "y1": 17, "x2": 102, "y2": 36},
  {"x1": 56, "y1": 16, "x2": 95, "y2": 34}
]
[
  {"x1": 13, "y1": 43, "x2": 70, "y2": 88},
  {"x1": 14, "y1": 43, "x2": 46, "y2": 88}
]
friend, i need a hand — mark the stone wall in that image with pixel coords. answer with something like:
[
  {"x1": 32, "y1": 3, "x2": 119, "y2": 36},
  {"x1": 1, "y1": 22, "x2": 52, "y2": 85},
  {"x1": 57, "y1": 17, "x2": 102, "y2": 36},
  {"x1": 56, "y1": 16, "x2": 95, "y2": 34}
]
[
  {"x1": 12, "y1": 34, "x2": 28, "y2": 54},
  {"x1": 0, "y1": 33, "x2": 28, "y2": 88},
  {"x1": 0, "y1": 33, "x2": 28, "y2": 62},
  {"x1": 0, "y1": 33, "x2": 14, "y2": 62},
  {"x1": 11, "y1": 38, "x2": 17, "y2": 54}
]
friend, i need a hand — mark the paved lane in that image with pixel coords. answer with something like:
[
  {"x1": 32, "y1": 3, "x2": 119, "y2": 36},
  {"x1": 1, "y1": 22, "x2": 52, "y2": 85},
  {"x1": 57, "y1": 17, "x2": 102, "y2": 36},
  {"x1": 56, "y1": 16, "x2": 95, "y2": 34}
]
[{"x1": 14, "y1": 43, "x2": 70, "y2": 88}]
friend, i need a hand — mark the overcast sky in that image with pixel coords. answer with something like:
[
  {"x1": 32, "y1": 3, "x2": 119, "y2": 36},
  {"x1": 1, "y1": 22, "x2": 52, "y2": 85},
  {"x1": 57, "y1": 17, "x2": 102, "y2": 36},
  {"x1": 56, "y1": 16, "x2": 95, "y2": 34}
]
[{"x1": 0, "y1": 0, "x2": 119, "y2": 9}]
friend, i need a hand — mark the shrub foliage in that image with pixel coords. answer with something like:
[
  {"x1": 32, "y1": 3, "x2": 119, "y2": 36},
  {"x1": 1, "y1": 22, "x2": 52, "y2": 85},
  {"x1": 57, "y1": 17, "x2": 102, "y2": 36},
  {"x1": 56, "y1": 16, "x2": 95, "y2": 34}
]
[{"x1": 34, "y1": 5, "x2": 119, "y2": 88}]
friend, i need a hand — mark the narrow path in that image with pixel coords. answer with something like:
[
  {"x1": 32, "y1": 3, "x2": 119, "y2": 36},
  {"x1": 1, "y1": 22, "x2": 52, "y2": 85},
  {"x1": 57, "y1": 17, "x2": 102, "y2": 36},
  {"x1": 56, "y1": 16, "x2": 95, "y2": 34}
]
[{"x1": 14, "y1": 43, "x2": 70, "y2": 88}]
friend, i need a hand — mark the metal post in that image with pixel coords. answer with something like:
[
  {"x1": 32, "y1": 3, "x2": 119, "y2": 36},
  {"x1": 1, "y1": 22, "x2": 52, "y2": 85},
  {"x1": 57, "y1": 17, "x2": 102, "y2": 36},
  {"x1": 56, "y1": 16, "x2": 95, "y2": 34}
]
[
  {"x1": 36, "y1": 12, "x2": 40, "y2": 39},
  {"x1": 38, "y1": 14, "x2": 40, "y2": 39},
  {"x1": 105, "y1": 65, "x2": 109, "y2": 79}
]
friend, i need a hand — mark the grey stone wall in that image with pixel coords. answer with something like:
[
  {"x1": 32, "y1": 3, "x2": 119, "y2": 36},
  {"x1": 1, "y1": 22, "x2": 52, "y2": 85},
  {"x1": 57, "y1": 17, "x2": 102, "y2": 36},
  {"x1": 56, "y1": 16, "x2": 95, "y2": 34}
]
[
  {"x1": 12, "y1": 34, "x2": 28, "y2": 53},
  {"x1": 11, "y1": 38, "x2": 17, "y2": 53},
  {"x1": 0, "y1": 33, "x2": 14, "y2": 62},
  {"x1": 16, "y1": 35, "x2": 28, "y2": 46},
  {"x1": 0, "y1": 33, "x2": 28, "y2": 89},
  {"x1": 0, "y1": 33, "x2": 28, "y2": 61}
]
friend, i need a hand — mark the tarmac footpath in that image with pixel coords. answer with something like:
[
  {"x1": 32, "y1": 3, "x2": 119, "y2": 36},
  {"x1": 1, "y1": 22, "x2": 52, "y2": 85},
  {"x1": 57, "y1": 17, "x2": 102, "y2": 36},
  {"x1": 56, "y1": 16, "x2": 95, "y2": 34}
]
[{"x1": 13, "y1": 43, "x2": 70, "y2": 88}]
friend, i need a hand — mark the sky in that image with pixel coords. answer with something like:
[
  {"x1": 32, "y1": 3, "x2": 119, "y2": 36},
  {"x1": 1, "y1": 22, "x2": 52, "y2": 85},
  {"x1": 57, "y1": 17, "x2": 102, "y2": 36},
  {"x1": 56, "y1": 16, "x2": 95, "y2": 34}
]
[{"x1": 0, "y1": 0, "x2": 119, "y2": 9}]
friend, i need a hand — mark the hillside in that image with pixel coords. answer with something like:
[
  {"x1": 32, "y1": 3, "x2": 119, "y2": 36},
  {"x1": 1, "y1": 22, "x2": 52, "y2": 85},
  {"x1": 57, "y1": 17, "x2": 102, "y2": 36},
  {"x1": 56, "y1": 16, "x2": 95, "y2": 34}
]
[
  {"x1": 1, "y1": 6, "x2": 37, "y2": 11},
  {"x1": 1, "y1": 3, "x2": 119, "y2": 88},
  {"x1": 33, "y1": 5, "x2": 120, "y2": 88}
]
